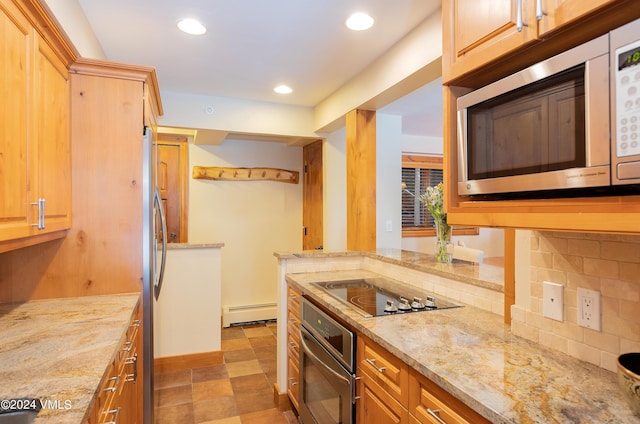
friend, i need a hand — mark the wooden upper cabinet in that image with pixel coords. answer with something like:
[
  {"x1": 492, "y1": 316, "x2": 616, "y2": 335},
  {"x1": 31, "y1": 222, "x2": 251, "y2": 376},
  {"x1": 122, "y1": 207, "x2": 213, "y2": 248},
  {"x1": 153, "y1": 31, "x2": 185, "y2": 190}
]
[
  {"x1": 0, "y1": 0, "x2": 31, "y2": 242},
  {"x1": 443, "y1": 0, "x2": 637, "y2": 84},
  {"x1": 0, "y1": 0, "x2": 72, "y2": 251},
  {"x1": 31, "y1": 33, "x2": 71, "y2": 235},
  {"x1": 442, "y1": 0, "x2": 640, "y2": 233},
  {"x1": 443, "y1": 0, "x2": 538, "y2": 83},
  {"x1": 538, "y1": 0, "x2": 620, "y2": 36}
]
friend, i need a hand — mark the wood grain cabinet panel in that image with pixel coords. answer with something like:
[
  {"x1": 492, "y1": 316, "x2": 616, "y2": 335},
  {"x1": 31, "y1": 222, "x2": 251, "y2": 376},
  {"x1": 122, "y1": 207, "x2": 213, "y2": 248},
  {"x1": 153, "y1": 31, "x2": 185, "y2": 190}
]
[
  {"x1": 286, "y1": 284, "x2": 302, "y2": 409},
  {"x1": 443, "y1": 0, "x2": 639, "y2": 84},
  {"x1": 0, "y1": 0, "x2": 71, "y2": 250},
  {"x1": 87, "y1": 304, "x2": 141, "y2": 424},
  {"x1": 358, "y1": 335, "x2": 409, "y2": 407},
  {"x1": 409, "y1": 370, "x2": 490, "y2": 424}
]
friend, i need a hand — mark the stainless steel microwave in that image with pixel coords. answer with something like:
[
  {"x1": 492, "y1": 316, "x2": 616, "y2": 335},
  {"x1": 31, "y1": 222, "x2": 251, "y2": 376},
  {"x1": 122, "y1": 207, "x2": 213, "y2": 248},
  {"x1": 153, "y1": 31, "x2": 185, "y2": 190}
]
[{"x1": 457, "y1": 18, "x2": 640, "y2": 197}]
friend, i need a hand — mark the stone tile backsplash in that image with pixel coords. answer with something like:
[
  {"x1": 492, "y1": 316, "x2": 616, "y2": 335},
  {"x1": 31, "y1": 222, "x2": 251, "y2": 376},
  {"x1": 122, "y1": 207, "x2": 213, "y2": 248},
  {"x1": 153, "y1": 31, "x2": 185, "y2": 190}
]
[{"x1": 511, "y1": 231, "x2": 640, "y2": 372}]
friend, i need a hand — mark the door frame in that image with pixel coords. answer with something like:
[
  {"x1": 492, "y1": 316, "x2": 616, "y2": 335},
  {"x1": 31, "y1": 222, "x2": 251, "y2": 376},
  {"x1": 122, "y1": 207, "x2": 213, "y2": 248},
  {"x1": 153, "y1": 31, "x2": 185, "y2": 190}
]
[{"x1": 156, "y1": 134, "x2": 189, "y2": 243}]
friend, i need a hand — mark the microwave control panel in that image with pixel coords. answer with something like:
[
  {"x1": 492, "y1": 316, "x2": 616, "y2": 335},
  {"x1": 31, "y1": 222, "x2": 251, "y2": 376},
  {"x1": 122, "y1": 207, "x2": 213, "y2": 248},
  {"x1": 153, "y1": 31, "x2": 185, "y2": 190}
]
[{"x1": 615, "y1": 38, "x2": 640, "y2": 158}]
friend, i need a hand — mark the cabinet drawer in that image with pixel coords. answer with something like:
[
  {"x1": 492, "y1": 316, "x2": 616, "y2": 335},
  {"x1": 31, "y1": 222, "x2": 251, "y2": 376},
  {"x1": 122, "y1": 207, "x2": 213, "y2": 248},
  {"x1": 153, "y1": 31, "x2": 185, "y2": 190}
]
[
  {"x1": 409, "y1": 370, "x2": 489, "y2": 424},
  {"x1": 287, "y1": 357, "x2": 300, "y2": 409},
  {"x1": 287, "y1": 332, "x2": 299, "y2": 362},
  {"x1": 357, "y1": 370, "x2": 408, "y2": 424},
  {"x1": 287, "y1": 286, "x2": 301, "y2": 319},
  {"x1": 358, "y1": 335, "x2": 409, "y2": 406}
]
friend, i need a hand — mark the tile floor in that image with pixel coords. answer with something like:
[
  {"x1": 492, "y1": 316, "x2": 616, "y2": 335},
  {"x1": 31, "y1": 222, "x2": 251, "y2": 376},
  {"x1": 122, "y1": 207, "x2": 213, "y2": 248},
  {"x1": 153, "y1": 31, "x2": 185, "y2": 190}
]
[{"x1": 155, "y1": 321, "x2": 298, "y2": 424}]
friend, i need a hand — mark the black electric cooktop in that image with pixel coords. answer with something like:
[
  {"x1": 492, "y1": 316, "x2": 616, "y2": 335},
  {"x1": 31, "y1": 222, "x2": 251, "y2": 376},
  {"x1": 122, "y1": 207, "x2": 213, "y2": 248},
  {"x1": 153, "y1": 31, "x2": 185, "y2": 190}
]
[{"x1": 312, "y1": 278, "x2": 461, "y2": 318}]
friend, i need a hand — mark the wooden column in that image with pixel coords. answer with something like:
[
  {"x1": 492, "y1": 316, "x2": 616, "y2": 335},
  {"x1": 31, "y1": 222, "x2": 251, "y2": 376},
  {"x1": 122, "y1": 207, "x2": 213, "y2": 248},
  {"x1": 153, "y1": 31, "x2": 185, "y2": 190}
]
[
  {"x1": 504, "y1": 228, "x2": 516, "y2": 324},
  {"x1": 346, "y1": 109, "x2": 376, "y2": 251}
]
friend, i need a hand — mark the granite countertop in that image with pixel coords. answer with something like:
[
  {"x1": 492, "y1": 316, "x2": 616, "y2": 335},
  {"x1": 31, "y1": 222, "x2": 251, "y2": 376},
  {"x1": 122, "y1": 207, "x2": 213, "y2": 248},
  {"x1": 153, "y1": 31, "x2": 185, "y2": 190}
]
[
  {"x1": 0, "y1": 294, "x2": 140, "y2": 423},
  {"x1": 286, "y1": 269, "x2": 640, "y2": 423},
  {"x1": 275, "y1": 248, "x2": 504, "y2": 292},
  {"x1": 167, "y1": 242, "x2": 224, "y2": 250}
]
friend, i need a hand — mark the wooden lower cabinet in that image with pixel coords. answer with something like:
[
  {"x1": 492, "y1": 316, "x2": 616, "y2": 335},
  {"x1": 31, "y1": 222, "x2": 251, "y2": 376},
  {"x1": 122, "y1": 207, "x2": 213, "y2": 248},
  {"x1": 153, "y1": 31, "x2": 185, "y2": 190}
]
[
  {"x1": 358, "y1": 370, "x2": 409, "y2": 424},
  {"x1": 87, "y1": 304, "x2": 141, "y2": 424},
  {"x1": 357, "y1": 334, "x2": 488, "y2": 424},
  {"x1": 286, "y1": 284, "x2": 302, "y2": 409},
  {"x1": 409, "y1": 371, "x2": 490, "y2": 424}
]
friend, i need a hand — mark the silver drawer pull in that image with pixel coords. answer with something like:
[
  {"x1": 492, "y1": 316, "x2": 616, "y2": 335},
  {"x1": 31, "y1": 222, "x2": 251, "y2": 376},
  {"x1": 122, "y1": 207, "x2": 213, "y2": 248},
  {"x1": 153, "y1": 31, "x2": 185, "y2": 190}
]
[
  {"x1": 288, "y1": 341, "x2": 298, "y2": 350},
  {"x1": 104, "y1": 375, "x2": 119, "y2": 392},
  {"x1": 130, "y1": 319, "x2": 141, "y2": 327},
  {"x1": 365, "y1": 358, "x2": 386, "y2": 373},
  {"x1": 104, "y1": 406, "x2": 120, "y2": 424},
  {"x1": 121, "y1": 340, "x2": 133, "y2": 352},
  {"x1": 427, "y1": 408, "x2": 447, "y2": 424}
]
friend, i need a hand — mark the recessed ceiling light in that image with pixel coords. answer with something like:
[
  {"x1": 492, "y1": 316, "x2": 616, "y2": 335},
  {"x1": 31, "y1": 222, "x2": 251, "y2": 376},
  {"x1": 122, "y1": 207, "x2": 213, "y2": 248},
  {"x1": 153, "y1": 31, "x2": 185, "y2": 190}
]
[
  {"x1": 177, "y1": 18, "x2": 206, "y2": 35},
  {"x1": 274, "y1": 85, "x2": 293, "y2": 94},
  {"x1": 346, "y1": 12, "x2": 374, "y2": 31}
]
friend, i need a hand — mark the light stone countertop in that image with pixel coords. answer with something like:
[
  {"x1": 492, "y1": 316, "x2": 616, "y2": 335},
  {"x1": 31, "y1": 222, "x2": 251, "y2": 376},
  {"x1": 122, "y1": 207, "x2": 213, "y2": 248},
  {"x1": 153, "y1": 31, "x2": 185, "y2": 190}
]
[
  {"x1": 0, "y1": 294, "x2": 140, "y2": 423},
  {"x1": 286, "y1": 269, "x2": 640, "y2": 423},
  {"x1": 166, "y1": 242, "x2": 224, "y2": 250},
  {"x1": 275, "y1": 248, "x2": 504, "y2": 292}
]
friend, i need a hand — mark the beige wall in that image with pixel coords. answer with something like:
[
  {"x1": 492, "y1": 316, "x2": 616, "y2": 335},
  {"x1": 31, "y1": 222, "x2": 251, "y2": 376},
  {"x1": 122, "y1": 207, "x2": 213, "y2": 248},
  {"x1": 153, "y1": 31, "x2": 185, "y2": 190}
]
[
  {"x1": 187, "y1": 140, "x2": 302, "y2": 311},
  {"x1": 511, "y1": 231, "x2": 640, "y2": 372}
]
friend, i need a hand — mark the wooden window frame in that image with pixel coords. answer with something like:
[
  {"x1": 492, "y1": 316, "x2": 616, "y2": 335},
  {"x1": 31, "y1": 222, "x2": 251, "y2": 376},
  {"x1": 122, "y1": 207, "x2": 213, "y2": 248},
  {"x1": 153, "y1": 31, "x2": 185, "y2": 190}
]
[{"x1": 402, "y1": 154, "x2": 479, "y2": 238}]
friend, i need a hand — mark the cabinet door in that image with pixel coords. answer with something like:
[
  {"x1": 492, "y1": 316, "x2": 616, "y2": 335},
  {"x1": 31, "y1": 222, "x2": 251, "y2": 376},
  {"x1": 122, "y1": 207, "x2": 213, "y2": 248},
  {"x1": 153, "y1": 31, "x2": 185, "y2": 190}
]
[
  {"x1": 357, "y1": 372, "x2": 408, "y2": 424},
  {"x1": 0, "y1": 0, "x2": 31, "y2": 241},
  {"x1": 443, "y1": 0, "x2": 538, "y2": 82},
  {"x1": 31, "y1": 33, "x2": 71, "y2": 233},
  {"x1": 538, "y1": 0, "x2": 619, "y2": 36}
]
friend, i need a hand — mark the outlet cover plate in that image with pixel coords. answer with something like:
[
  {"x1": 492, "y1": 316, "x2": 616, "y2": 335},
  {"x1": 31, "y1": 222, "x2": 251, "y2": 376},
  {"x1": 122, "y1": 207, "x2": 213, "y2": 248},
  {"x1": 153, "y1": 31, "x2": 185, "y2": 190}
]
[
  {"x1": 543, "y1": 281, "x2": 564, "y2": 321},
  {"x1": 577, "y1": 287, "x2": 602, "y2": 331}
]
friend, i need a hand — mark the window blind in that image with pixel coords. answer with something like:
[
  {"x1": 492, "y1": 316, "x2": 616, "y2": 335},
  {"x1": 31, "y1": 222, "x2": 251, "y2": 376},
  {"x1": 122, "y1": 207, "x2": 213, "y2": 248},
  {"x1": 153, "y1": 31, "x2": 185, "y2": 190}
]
[{"x1": 401, "y1": 167, "x2": 443, "y2": 229}]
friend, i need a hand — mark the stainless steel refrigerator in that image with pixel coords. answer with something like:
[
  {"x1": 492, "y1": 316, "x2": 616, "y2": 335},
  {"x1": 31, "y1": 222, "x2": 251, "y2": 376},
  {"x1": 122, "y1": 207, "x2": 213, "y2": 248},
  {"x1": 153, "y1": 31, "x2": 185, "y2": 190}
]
[{"x1": 142, "y1": 126, "x2": 167, "y2": 424}]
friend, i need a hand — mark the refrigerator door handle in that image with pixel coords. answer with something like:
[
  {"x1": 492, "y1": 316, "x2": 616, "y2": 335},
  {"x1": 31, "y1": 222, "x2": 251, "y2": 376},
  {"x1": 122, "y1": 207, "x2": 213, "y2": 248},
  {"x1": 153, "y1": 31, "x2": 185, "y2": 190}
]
[{"x1": 153, "y1": 188, "x2": 167, "y2": 300}]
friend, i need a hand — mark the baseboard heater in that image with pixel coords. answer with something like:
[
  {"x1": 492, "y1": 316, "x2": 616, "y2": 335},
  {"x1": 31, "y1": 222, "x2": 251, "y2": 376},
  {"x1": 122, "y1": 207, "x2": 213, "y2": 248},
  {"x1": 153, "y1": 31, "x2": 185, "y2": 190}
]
[{"x1": 222, "y1": 302, "x2": 277, "y2": 327}]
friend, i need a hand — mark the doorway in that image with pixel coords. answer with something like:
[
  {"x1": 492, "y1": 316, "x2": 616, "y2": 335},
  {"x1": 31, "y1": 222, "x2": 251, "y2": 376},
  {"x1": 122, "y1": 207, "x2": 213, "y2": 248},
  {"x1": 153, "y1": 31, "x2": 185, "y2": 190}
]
[
  {"x1": 303, "y1": 140, "x2": 323, "y2": 250},
  {"x1": 156, "y1": 135, "x2": 189, "y2": 243}
]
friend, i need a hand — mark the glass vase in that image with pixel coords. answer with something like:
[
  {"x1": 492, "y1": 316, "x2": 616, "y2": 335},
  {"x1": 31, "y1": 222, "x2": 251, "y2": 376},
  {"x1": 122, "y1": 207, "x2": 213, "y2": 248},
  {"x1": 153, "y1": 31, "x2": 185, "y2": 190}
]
[{"x1": 434, "y1": 219, "x2": 453, "y2": 263}]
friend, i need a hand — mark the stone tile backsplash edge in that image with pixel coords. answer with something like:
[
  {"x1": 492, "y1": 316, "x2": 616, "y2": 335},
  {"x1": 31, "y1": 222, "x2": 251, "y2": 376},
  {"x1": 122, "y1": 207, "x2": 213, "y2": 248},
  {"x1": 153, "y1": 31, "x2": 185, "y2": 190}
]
[{"x1": 511, "y1": 231, "x2": 640, "y2": 373}]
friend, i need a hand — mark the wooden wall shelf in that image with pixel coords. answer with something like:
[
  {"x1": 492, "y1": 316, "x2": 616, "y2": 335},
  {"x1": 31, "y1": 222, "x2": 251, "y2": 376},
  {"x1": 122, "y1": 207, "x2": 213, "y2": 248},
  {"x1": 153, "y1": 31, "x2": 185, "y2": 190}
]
[{"x1": 192, "y1": 166, "x2": 299, "y2": 184}]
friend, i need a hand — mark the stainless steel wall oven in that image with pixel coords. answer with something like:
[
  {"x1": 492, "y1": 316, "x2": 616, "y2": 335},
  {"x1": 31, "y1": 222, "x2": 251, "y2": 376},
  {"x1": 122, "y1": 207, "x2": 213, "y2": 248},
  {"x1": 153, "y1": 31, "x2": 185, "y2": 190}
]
[{"x1": 298, "y1": 297, "x2": 357, "y2": 424}]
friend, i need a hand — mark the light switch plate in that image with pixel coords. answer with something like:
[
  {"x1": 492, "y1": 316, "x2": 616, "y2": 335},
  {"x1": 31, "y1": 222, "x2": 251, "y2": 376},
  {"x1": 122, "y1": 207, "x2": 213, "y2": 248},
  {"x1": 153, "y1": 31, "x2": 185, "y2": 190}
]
[{"x1": 543, "y1": 281, "x2": 564, "y2": 321}]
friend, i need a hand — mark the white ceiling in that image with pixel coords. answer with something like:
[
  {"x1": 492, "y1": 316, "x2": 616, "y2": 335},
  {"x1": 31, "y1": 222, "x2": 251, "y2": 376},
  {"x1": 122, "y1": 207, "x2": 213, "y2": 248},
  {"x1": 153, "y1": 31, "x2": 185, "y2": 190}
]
[{"x1": 77, "y1": 0, "x2": 442, "y2": 136}]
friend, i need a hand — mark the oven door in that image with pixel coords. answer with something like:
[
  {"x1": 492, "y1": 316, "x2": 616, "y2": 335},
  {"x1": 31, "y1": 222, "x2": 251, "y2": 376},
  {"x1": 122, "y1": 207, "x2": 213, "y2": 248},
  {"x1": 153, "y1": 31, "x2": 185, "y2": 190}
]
[{"x1": 299, "y1": 326, "x2": 355, "y2": 424}]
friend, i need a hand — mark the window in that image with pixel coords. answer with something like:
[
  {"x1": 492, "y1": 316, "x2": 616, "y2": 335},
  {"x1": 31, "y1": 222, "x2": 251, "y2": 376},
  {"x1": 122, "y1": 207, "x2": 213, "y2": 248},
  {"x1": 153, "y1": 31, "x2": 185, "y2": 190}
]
[{"x1": 401, "y1": 154, "x2": 478, "y2": 237}]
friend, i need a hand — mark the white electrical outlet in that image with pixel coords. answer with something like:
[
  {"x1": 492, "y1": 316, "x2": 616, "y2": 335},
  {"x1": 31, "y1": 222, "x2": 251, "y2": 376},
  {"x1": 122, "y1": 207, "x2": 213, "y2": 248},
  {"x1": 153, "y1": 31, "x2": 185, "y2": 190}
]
[
  {"x1": 543, "y1": 281, "x2": 564, "y2": 321},
  {"x1": 577, "y1": 288, "x2": 601, "y2": 331},
  {"x1": 385, "y1": 220, "x2": 392, "y2": 232}
]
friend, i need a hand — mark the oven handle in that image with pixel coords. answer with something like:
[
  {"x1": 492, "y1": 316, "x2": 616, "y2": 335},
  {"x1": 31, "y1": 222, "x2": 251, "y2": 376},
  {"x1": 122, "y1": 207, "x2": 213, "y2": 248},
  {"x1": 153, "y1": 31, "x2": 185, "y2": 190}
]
[{"x1": 300, "y1": 327, "x2": 350, "y2": 386}]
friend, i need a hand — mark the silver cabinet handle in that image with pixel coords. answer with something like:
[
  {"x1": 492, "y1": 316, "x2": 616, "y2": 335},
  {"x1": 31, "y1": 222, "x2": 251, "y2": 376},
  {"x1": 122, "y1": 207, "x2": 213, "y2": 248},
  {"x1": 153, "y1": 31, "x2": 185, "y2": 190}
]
[
  {"x1": 536, "y1": 0, "x2": 546, "y2": 20},
  {"x1": 121, "y1": 340, "x2": 133, "y2": 352},
  {"x1": 365, "y1": 358, "x2": 386, "y2": 373},
  {"x1": 288, "y1": 377, "x2": 298, "y2": 388},
  {"x1": 104, "y1": 375, "x2": 119, "y2": 392},
  {"x1": 427, "y1": 408, "x2": 447, "y2": 424},
  {"x1": 288, "y1": 341, "x2": 298, "y2": 350},
  {"x1": 104, "y1": 407, "x2": 120, "y2": 424},
  {"x1": 516, "y1": 0, "x2": 527, "y2": 32},
  {"x1": 125, "y1": 354, "x2": 138, "y2": 383},
  {"x1": 31, "y1": 198, "x2": 45, "y2": 229}
]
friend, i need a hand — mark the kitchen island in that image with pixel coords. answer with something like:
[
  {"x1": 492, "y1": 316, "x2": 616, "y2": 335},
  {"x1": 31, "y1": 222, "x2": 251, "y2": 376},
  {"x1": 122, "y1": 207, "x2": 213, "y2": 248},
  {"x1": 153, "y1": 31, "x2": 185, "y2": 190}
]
[
  {"x1": 275, "y1": 249, "x2": 639, "y2": 423},
  {"x1": 287, "y1": 269, "x2": 638, "y2": 423},
  {"x1": 0, "y1": 293, "x2": 140, "y2": 423}
]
